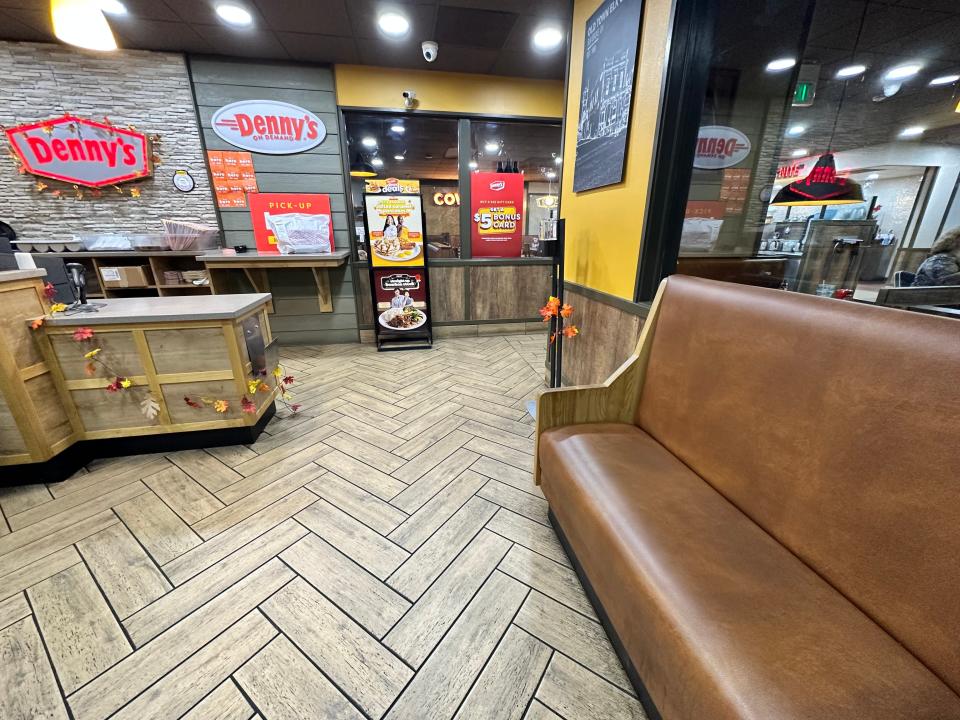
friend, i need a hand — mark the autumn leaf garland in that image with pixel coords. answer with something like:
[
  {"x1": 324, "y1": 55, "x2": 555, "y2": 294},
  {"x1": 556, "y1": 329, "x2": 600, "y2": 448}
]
[{"x1": 538, "y1": 295, "x2": 581, "y2": 344}]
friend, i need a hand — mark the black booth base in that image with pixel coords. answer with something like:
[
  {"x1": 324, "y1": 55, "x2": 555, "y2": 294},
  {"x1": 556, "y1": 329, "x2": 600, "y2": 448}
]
[
  {"x1": 0, "y1": 401, "x2": 275, "y2": 487},
  {"x1": 548, "y1": 508, "x2": 663, "y2": 720}
]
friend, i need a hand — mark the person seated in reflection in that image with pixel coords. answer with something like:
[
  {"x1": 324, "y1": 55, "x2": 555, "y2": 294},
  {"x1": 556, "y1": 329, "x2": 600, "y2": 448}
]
[{"x1": 913, "y1": 227, "x2": 960, "y2": 286}]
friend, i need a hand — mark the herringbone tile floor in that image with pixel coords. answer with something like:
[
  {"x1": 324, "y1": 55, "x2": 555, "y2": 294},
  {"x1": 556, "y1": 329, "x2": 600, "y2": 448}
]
[{"x1": 0, "y1": 335, "x2": 645, "y2": 720}]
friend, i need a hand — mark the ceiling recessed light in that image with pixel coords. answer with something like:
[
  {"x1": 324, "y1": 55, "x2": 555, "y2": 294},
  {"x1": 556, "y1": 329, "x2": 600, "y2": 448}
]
[
  {"x1": 786, "y1": 125, "x2": 806, "y2": 136},
  {"x1": 836, "y1": 64, "x2": 866, "y2": 78},
  {"x1": 361, "y1": 136, "x2": 377, "y2": 148},
  {"x1": 98, "y1": 0, "x2": 127, "y2": 15},
  {"x1": 469, "y1": 160, "x2": 478, "y2": 170},
  {"x1": 866, "y1": 173, "x2": 879, "y2": 180},
  {"x1": 885, "y1": 63, "x2": 922, "y2": 81},
  {"x1": 554, "y1": 155, "x2": 562, "y2": 165},
  {"x1": 378, "y1": 12, "x2": 410, "y2": 37},
  {"x1": 484, "y1": 141, "x2": 500, "y2": 153},
  {"x1": 532, "y1": 26, "x2": 563, "y2": 51},
  {"x1": 929, "y1": 74, "x2": 960, "y2": 86},
  {"x1": 790, "y1": 148, "x2": 808, "y2": 157},
  {"x1": 545, "y1": 170, "x2": 557, "y2": 179},
  {"x1": 390, "y1": 124, "x2": 405, "y2": 133},
  {"x1": 393, "y1": 154, "x2": 404, "y2": 161},
  {"x1": 900, "y1": 126, "x2": 925, "y2": 137},
  {"x1": 766, "y1": 57, "x2": 796, "y2": 72},
  {"x1": 371, "y1": 157, "x2": 384, "y2": 167},
  {"x1": 215, "y1": 3, "x2": 253, "y2": 27},
  {"x1": 51, "y1": 0, "x2": 118, "y2": 51}
]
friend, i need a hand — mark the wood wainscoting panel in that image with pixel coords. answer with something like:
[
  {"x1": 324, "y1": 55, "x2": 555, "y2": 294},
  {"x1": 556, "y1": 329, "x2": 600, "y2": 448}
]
[
  {"x1": 3, "y1": 287, "x2": 45, "y2": 368},
  {"x1": 146, "y1": 329, "x2": 232, "y2": 375},
  {"x1": 430, "y1": 266, "x2": 466, "y2": 322},
  {"x1": 356, "y1": 270, "x2": 374, "y2": 327},
  {"x1": 73, "y1": 386, "x2": 158, "y2": 431},
  {"x1": 51, "y1": 331, "x2": 144, "y2": 382},
  {"x1": 0, "y1": 392, "x2": 26, "y2": 455},
  {"x1": 561, "y1": 286, "x2": 646, "y2": 386},
  {"x1": 469, "y1": 265, "x2": 551, "y2": 322},
  {"x1": 24, "y1": 374, "x2": 73, "y2": 449}
]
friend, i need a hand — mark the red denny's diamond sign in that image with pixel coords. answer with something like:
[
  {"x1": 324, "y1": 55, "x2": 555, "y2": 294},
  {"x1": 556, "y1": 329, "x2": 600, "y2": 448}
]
[{"x1": 5, "y1": 114, "x2": 152, "y2": 188}]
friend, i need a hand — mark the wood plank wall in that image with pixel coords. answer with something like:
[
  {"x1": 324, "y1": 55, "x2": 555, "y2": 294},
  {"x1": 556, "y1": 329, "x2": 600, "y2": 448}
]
[{"x1": 188, "y1": 57, "x2": 358, "y2": 345}]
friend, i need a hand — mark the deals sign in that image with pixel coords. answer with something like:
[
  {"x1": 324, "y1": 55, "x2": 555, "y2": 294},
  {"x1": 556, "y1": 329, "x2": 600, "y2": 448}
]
[
  {"x1": 248, "y1": 193, "x2": 333, "y2": 255},
  {"x1": 5, "y1": 114, "x2": 151, "y2": 188},
  {"x1": 212, "y1": 100, "x2": 326, "y2": 155},
  {"x1": 365, "y1": 190, "x2": 425, "y2": 268},
  {"x1": 471, "y1": 172, "x2": 523, "y2": 258}
]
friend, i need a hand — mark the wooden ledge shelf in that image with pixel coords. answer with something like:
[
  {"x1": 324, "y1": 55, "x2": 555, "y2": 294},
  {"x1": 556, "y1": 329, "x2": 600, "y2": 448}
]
[{"x1": 196, "y1": 249, "x2": 350, "y2": 314}]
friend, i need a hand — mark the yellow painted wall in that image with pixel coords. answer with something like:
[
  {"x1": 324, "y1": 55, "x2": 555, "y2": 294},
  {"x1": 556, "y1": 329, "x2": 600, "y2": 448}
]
[
  {"x1": 560, "y1": 0, "x2": 674, "y2": 299},
  {"x1": 334, "y1": 64, "x2": 564, "y2": 119}
]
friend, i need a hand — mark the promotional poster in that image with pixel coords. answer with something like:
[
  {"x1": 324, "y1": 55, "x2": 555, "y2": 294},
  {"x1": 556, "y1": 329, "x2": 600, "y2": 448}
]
[
  {"x1": 372, "y1": 269, "x2": 429, "y2": 334},
  {"x1": 248, "y1": 193, "x2": 333, "y2": 255},
  {"x1": 470, "y1": 172, "x2": 524, "y2": 258},
  {"x1": 208, "y1": 150, "x2": 258, "y2": 208},
  {"x1": 572, "y1": 0, "x2": 644, "y2": 192},
  {"x1": 365, "y1": 190, "x2": 425, "y2": 268}
]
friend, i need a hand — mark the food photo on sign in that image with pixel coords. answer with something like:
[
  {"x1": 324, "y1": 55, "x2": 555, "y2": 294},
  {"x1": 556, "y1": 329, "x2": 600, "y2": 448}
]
[
  {"x1": 471, "y1": 172, "x2": 523, "y2": 257},
  {"x1": 364, "y1": 190, "x2": 425, "y2": 267},
  {"x1": 373, "y1": 270, "x2": 428, "y2": 333},
  {"x1": 248, "y1": 193, "x2": 334, "y2": 255}
]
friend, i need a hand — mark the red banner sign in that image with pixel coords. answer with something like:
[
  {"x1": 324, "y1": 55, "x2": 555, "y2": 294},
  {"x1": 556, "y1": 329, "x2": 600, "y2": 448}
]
[
  {"x1": 5, "y1": 114, "x2": 151, "y2": 188},
  {"x1": 248, "y1": 193, "x2": 333, "y2": 255},
  {"x1": 470, "y1": 172, "x2": 523, "y2": 258}
]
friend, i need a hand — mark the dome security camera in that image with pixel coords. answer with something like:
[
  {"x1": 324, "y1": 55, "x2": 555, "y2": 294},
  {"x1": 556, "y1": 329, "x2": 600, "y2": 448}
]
[{"x1": 422, "y1": 40, "x2": 438, "y2": 63}]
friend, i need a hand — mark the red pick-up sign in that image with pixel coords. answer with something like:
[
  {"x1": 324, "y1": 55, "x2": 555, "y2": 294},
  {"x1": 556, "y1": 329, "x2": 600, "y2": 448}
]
[{"x1": 5, "y1": 114, "x2": 152, "y2": 188}]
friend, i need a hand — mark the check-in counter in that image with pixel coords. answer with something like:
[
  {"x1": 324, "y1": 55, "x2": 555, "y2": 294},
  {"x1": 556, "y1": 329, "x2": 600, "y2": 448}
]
[{"x1": 0, "y1": 268, "x2": 275, "y2": 483}]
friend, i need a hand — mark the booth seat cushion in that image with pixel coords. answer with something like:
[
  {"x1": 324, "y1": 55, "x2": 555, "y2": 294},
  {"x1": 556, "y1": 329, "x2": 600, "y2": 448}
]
[{"x1": 539, "y1": 423, "x2": 960, "y2": 720}]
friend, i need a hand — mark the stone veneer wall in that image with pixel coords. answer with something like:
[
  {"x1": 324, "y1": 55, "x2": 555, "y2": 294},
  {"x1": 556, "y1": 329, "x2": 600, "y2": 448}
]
[{"x1": 0, "y1": 41, "x2": 217, "y2": 244}]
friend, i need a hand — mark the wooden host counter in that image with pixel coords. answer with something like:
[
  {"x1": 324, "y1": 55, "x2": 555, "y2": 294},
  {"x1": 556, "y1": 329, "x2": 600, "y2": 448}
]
[{"x1": 0, "y1": 268, "x2": 276, "y2": 483}]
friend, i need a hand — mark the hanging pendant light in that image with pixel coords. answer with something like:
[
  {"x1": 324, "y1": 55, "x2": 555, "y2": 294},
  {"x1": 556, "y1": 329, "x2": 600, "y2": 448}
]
[
  {"x1": 771, "y1": 153, "x2": 864, "y2": 206},
  {"x1": 349, "y1": 153, "x2": 377, "y2": 178},
  {"x1": 51, "y1": 0, "x2": 118, "y2": 51}
]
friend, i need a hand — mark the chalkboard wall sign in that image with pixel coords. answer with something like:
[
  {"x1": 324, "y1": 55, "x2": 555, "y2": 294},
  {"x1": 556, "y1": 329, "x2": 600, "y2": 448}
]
[{"x1": 572, "y1": 0, "x2": 645, "y2": 193}]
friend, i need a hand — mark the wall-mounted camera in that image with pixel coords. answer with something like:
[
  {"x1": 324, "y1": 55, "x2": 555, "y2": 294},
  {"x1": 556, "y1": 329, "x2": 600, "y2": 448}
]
[
  {"x1": 402, "y1": 89, "x2": 417, "y2": 110},
  {"x1": 421, "y1": 41, "x2": 438, "y2": 63}
]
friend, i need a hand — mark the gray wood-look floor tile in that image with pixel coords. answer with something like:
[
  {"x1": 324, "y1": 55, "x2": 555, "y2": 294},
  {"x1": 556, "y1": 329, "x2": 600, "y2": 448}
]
[
  {"x1": 261, "y1": 578, "x2": 412, "y2": 720},
  {"x1": 143, "y1": 466, "x2": 224, "y2": 525},
  {"x1": 114, "y1": 491, "x2": 202, "y2": 565},
  {"x1": 76, "y1": 523, "x2": 171, "y2": 619},
  {"x1": 0, "y1": 592, "x2": 31, "y2": 631},
  {"x1": 0, "y1": 617, "x2": 69, "y2": 720},
  {"x1": 6, "y1": 478, "x2": 150, "y2": 534},
  {"x1": 330, "y1": 415, "x2": 404, "y2": 452},
  {"x1": 280, "y1": 533, "x2": 410, "y2": 639},
  {"x1": 324, "y1": 432, "x2": 406, "y2": 474},
  {"x1": 392, "y1": 401, "x2": 463, "y2": 441},
  {"x1": 296, "y1": 499, "x2": 408, "y2": 580},
  {"x1": 384, "y1": 571, "x2": 529, "y2": 720},
  {"x1": 28, "y1": 564, "x2": 131, "y2": 694},
  {"x1": 0, "y1": 510, "x2": 116, "y2": 571},
  {"x1": 454, "y1": 625, "x2": 552, "y2": 720},
  {"x1": 478, "y1": 479, "x2": 550, "y2": 526},
  {"x1": 124, "y1": 519, "x2": 306, "y2": 646},
  {"x1": 46, "y1": 456, "x2": 168, "y2": 499},
  {"x1": 204, "y1": 444, "x2": 258, "y2": 468},
  {"x1": 0, "y1": 482, "x2": 53, "y2": 518},
  {"x1": 0, "y1": 545, "x2": 83, "y2": 603},
  {"x1": 391, "y1": 429, "x2": 472, "y2": 484},
  {"x1": 306, "y1": 474, "x2": 407, "y2": 535},
  {"x1": 486, "y1": 508, "x2": 570, "y2": 567},
  {"x1": 515, "y1": 591, "x2": 632, "y2": 694},
  {"x1": 536, "y1": 653, "x2": 646, "y2": 720},
  {"x1": 388, "y1": 469, "x2": 487, "y2": 552},
  {"x1": 110, "y1": 611, "x2": 276, "y2": 720},
  {"x1": 464, "y1": 437, "x2": 533, "y2": 471},
  {"x1": 389, "y1": 449, "x2": 480, "y2": 515},
  {"x1": 235, "y1": 635, "x2": 364, "y2": 720},
  {"x1": 315, "y1": 449, "x2": 408, "y2": 500},
  {"x1": 179, "y1": 680, "x2": 253, "y2": 720},
  {"x1": 167, "y1": 450, "x2": 243, "y2": 494},
  {"x1": 384, "y1": 529, "x2": 511, "y2": 668},
  {"x1": 68, "y1": 560, "x2": 293, "y2": 720},
  {"x1": 162, "y1": 488, "x2": 317, "y2": 585},
  {"x1": 216, "y1": 443, "x2": 332, "y2": 505},
  {"x1": 459, "y1": 418, "x2": 536, "y2": 453},
  {"x1": 525, "y1": 700, "x2": 564, "y2": 720},
  {"x1": 391, "y1": 416, "x2": 468, "y2": 460},
  {"x1": 246, "y1": 412, "x2": 341, "y2": 457},
  {"x1": 470, "y1": 456, "x2": 544, "y2": 498},
  {"x1": 387, "y1": 496, "x2": 498, "y2": 601},
  {"x1": 498, "y1": 544, "x2": 597, "y2": 620}
]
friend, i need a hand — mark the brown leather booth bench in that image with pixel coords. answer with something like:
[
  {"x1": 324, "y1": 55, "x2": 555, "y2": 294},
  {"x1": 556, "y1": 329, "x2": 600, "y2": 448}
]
[{"x1": 535, "y1": 275, "x2": 960, "y2": 720}]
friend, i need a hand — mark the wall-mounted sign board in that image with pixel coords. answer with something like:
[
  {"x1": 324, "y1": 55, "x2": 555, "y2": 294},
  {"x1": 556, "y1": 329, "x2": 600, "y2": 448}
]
[
  {"x1": 471, "y1": 172, "x2": 524, "y2": 258},
  {"x1": 211, "y1": 100, "x2": 326, "y2": 155},
  {"x1": 5, "y1": 114, "x2": 152, "y2": 187}
]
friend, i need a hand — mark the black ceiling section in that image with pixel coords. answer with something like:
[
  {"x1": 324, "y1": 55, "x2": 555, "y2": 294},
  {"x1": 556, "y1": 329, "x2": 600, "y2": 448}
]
[{"x1": 0, "y1": 0, "x2": 569, "y2": 80}]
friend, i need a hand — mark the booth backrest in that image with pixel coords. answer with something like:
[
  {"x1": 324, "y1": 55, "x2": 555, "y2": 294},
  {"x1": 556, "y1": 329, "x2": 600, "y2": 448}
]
[{"x1": 635, "y1": 275, "x2": 960, "y2": 694}]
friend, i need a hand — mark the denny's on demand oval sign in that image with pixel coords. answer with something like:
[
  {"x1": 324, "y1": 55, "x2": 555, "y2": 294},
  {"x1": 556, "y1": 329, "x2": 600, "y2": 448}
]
[{"x1": 212, "y1": 100, "x2": 326, "y2": 155}]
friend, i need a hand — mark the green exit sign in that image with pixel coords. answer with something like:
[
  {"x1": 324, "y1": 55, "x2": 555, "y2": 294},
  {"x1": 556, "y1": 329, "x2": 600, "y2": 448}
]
[{"x1": 793, "y1": 81, "x2": 816, "y2": 107}]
